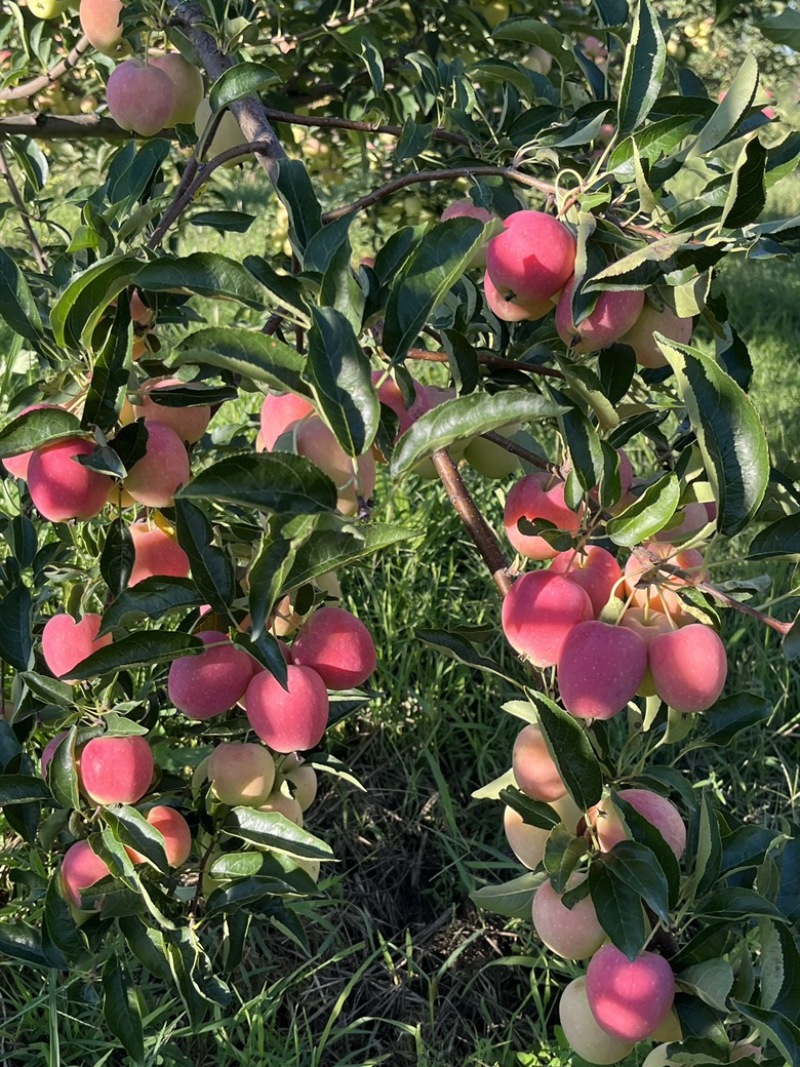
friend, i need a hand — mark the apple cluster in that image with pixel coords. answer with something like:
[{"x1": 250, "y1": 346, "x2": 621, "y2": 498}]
[
  {"x1": 501, "y1": 468, "x2": 728, "y2": 720},
  {"x1": 477, "y1": 208, "x2": 693, "y2": 367}
]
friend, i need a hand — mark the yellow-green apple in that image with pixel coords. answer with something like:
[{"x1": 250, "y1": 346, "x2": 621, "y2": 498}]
[
  {"x1": 208, "y1": 742, "x2": 275, "y2": 806},
  {"x1": 503, "y1": 791, "x2": 583, "y2": 869},
  {"x1": 194, "y1": 97, "x2": 243, "y2": 162},
  {"x1": 559, "y1": 976, "x2": 636, "y2": 1064},
  {"x1": 618, "y1": 303, "x2": 693, "y2": 369},
  {"x1": 512, "y1": 723, "x2": 566, "y2": 802},
  {"x1": 151, "y1": 53, "x2": 203, "y2": 124},
  {"x1": 532, "y1": 872, "x2": 606, "y2": 959}
]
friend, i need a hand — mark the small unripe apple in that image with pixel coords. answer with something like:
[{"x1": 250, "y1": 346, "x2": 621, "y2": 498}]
[
  {"x1": 619, "y1": 303, "x2": 693, "y2": 369},
  {"x1": 559, "y1": 976, "x2": 635, "y2": 1064},
  {"x1": 532, "y1": 872, "x2": 606, "y2": 959},
  {"x1": 512, "y1": 723, "x2": 566, "y2": 802},
  {"x1": 27, "y1": 0, "x2": 71, "y2": 19},
  {"x1": 208, "y1": 742, "x2": 275, "y2": 807}
]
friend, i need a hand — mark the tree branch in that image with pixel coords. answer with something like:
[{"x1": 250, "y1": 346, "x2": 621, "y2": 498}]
[
  {"x1": 432, "y1": 449, "x2": 511, "y2": 597},
  {"x1": 0, "y1": 113, "x2": 135, "y2": 139},
  {"x1": 165, "y1": 0, "x2": 286, "y2": 181},
  {"x1": 322, "y1": 167, "x2": 556, "y2": 223},
  {"x1": 407, "y1": 348, "x2": 565, "y2": 380},
  {"x1": 0, "y1": 143, "x2": 47, "y2": 271},
  {"x1": 0, "y1": 34, "x2": 92, "y2": 102},
  {"x1": 481, "y1": 431, "x2": 557, "y2": 473}
]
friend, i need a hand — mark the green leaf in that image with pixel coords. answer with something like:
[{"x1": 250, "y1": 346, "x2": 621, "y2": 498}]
[
  {"x1": 132, "y1": 254, "x2": 264, "y2": 308},
  {"x1": 679, "y1": 959, "x2": 735, "y2": 1012},
  {"x1": 305, "y1": 307, "x2": 379, "y2": 456},
  {"x1": 284, "y1": 523, "x2": 423, "y2": 590},
  {"x1": 0, "y1": 587, "x2": 32, "y2": 671},
  {"x1": 303, "y1": 213, "x2": 356, "y2": 276},
  {"x1": 704, "y1": 693, "x2": 771, "y2": 745},
  {"x1": 390, "y1": 390, "x2": 564, "y2": 477},
  {"x1": 748, "y1": 514, "x2": 800, "y2": 561},
  {"x1": 0, "y1": 248, "x2": 44, "y2": 345},
  {"x1": 44, "y1": 877, "x2": 86, "y2": 961},
  {"x1": 589, "y1": 861, "x2": 648, "y2": 960},
  {"x1": 758, "y1": 9, "x2": 800, "y2": 49},
  {"x1": 471, "y1": 871, "x2": 542, "y2": 919},
  {"x1": 174, "y1": 499, "x2": 235, "y2": 612},
  {"x1": 177, "y1": 453, "x2": 338, "y2": 514},
  {"x1": 699, "y1": 888, "x2": 783, "y2": 920},
  {"x1": 99, "y1": 579, "x2": 202, "y2": 636},
  {"x1": 189, "y1": 210, "x2": 256, "y2": 234},
  {"x1": 532, "y1": 695, "x2": 603, "y2": 811},
  {"x1": 100, "y1": 521, "x2": 134, "y2": 599},
  {"x1": 103, "y1": 955, "x2": 145, "y2": 1065},
  {"x1": 102, "y1": 804, "x2": 169, "y2": 874},
  {"x1": 607, "y1": 472, "x2": 681, "y2": 546},
  {"x1": 612, "y1": 792, "x2": 681, "y2": 905},
  {"x1": 232, "y1": 631, "x2": 288, "y2": 689},
  {"x1": 274, "y1": 158, "x2": 322, "y2": 257},
  {"x1": 68, "y1": 632, "x2": 204, "y2": 680},
  {"x1": 617, "y1": 0, "x2": 666, "y2": 135},
  {"x1": 657, "y1": 338, "x2": 769, "y2": 536},
  {"x1": 492, "y1": 19, "x2": 575, "y2": 71},
  {"x1": 721, "y1": 136, "x2": 768, "y2": 229},
  {"x1": 0, "y1": 922, "x2": 59, "y2": 969},
  {"x1": 383, "y1": 217, "x2": 491, "y2": 362},
  {"x1": 51, "y1": 254, "x2": 138, "y2": 351},
  {"x1": 208, "y1": 62, "x2": 280, "y2": 112},
  {"x1": 174, "y1": 326, "x2": 308, "y2": 395},
  {"x1": 222, "y1": 807, "x2": 334, "y2": 860},
  {"x1": 0, "y1": 408, "x2": 82, "y2": 460},
  {"x1": 759, "y1": 919, "x2": 800, "y2": 1018},
  {"x1": 732, "y1": 1001, "x2": 800, "y2": 1066},
  {"x1": 0, "y1": 775, "x2": 52, "y2": 804},
  {"x1": 47, "y1": 726, "x2": 80, "y2": 810},
  {"x1": 81, "y1": 299, "x2": 132, "y2": 433},
  {"x1": 416, "y1": 628, "x2": 510, "y2": 681},
  {"x1": 604, "y1": 841, "x2": 670, "y2": 922},
  {"x1": 500, "y1": 787, "x2": 561, "y2": 831},
  {"x1": 248, "y1": 514, "x2": 315, "y2": 641},
  {"x1": 686, "y1": 54, "x2": 759, "y2": 160}
]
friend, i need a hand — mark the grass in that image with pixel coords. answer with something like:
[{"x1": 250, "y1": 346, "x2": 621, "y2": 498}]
[{"x1": 1, "y1": 157, "x2": 800, "y2": 1067}]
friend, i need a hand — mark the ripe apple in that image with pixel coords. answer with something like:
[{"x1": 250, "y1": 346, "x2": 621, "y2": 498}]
[
  {"x1": 106, "y1": 60, "x2": 176, "y2": 138},
  {"x1": 126, "y1": 806, "x2": 192, "y2": 867},
  {"x1": 559, "y1": 976, "x2": 635, "y2": 1064},
  {"x1": 504, "y1": 472, "x2": 584, "y2": 560},
  {"x1": 591, "y1": 788, "x2": 686, "y2": 859},
  {"x1": 290, "y1": 606, "x2": 377, "y2": 690},
  {"x1": 245, "y1": 664, "x2": 329, "y2": 752},
  {"x1": 512, "y1": 723, "x2": 566, "y2": 802},
  {"x1": 41, "y1": 613, "x2": 112, "y2": 681},
  {"x1": 128, "y1": 521, "x2": 191, "y2": 586},
  {"x1": 557, "y1": 620, "x2": 648, "y2": 720},
  {"x1": 648, "y1": 623, "x2": 727, "y2": 713},
  {"x1": 586, "y1": 944, "x2": 675, "y2": 1042},
  {"x1": 60, "y1": 839, "x2": 112, "y2": 909},
  {"x1": 556, "y1": 279, "x2": 645, "y2": 354},
  {"x1": 502, "y1": 570, "x2": 593, "y2": 667},
  {"x1": 208, "y1": 742, "x2": 275, "y2": 807},
  {"x1": 618, "y1": 302, "x2": 693, "y2": 369},
  {"x1": 532, "y1": 872, "x2": 606, "y2": 959},
  {"x1": 79, "y1": 0, "x2": 126, "y2": 56},
  {"x1": 168, "y1": 630, "x2": 254, "y2": 719},
  {"x1": 486, "y1": 210, "x2": 576, "y2": 308},
  {"x1": 28, "y1": 437, "x2": 112, "y2": 522},
  {"x1": 549, "y1": 546, "x2": 623, "y2": 617},
  {"x1": 80, "y1": 735, "x2": 154, "y2": 805}
]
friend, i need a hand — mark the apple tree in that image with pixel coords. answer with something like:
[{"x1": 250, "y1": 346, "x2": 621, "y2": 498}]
[{"x1": 0, "y1": 0, "x2": 799, "y2": 1063}]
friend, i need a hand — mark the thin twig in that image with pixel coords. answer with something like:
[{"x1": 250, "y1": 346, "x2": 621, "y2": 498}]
[
  {"x1": 408, "y1": 348, "x2": 565, "y2": 380},
  {"x1": 262, "y1": 106, "x2": 470, "y2": 146},
  {"x1": 0, "y1": 35, "x2": 92, "y2": 101},
  {"x1": 0, "y1": 143, "x2": 47, "y2": 271},
  {"x1": 322, "y1": 167, "x2": 556, "y2": 222},
  {"x1": 431, "y1": 449, "x2": 511, "y2": 597},
  {"x1": 481, "y1": 431, "x2": 556, "y2": 473}
]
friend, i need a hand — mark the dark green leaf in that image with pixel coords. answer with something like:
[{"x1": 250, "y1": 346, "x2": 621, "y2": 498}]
[
  {"x1": 284, "y1": 523, "x2": 423, "y2": 590},
  {"x1": 500, "y1": 786, "x2": 561, "y2": 831},
  {"x1": 607, "y1": 472, "x2": 680, "y2": 546},
  {"x1": 103, "y1": 955, "x2": 145, "y2": 1065},
  {"x1": 189, "y1": 210, "x2": 256, "y2": 233},
  {"x1": 699, "y1": 888, "x2": 783, "y2": 920},
  {"x1": 604, "y1": 841, "x2": 670, "y2": 922},
  {"x1": 0, "y1": 248, "x2": 44, "y2": 344},
  {"x1": 232, "y1": 630, "x2": 288, "y2": 689},
  {"x1": 0, "y1": 587, "x2": 32, "y2": 671},
  {"x1": 721, "y1": 137, "x2": 768, "y2": 229},
  {"x1": 305, "y1": 307, "x2": 379, "y2": 457},
  {"x1": 173, "y1": 327, "x2": 308, "y2": 395},
  {"x1": 0, "y1": 922, "x2": 58, "y2": 969},
  {"x1": 132, "y1": 254, "x2": 264, "y2": 308},
  {"x1": 617, "y1": 0, "x2": 666, "y2": 135},
  {"x1": 177, "y1": 453, "x2": 337, "y2": 514},
  {"x1": 416, "y1": 628, "x2": 510, "y2": 681},
  {"x1": 174, "y1": 499, "x2": 235, "y2": 611},
  {"x1": 68, "y1": 632, "x2": 204, "y2": 680},
  {"x1": 732, "y1": 1001, "x2": 800, "y2": 1066},
  {"x1": 303, "y1": 213, "x2": 355, "y2": 275},
  {"x1": 44, "y1": 877, "x2": 86, "y2": 961},
  {"x1": 533, "y1": 695, "x2": 603, "y2": 811},
  {"x1": 222, "y1": 807, "x2": 334, "y2": 860},
  {"x1": 748, "y1": 514, "x2": 800, "y2": 561},
  {"x1": 100, "y1": 522, "x2": 134, "y2": 598},
  {"x1": 51, "y1": 254, "x2": 138, "y2": 351},
  {"x1": 0, "y1": 408, "x2": 82, "y2": 460},
  {"x1": 102, "y1": 804, "x2": 169, "y2": 874},
  {"x1": 657, "y1": 338, "x2": 769, "y2": 536},
  {"x1": 208, "y1": 63, "x2": 280, "y2": 112},
  {"x1": 704, "y1": 693, "x2": 771, "y2": 745},
  {"x1": 99, "y1": 579, "x2": 202, "y2": 636},
  {"x1": 758, "y1": 10, "x2": 800, "y2": 49},
  {"x1": 390, "y1": 390, "x2": 564, "y2": 477},
  {"x1": 0, "y1": 775, "x2": 52, "y2": 804},
  {"x1": 686, "y1": 54, "x2": 759, "y2": 160},
  {"x1": 383, "y1": 217, "x2": 491, "y2": 362},
  {"x1": 471, "y1": 872, "x2": 542, "y2": 919},
  {"x1": 47, "y1": 726, "x2": 80, "y2": 810},
  {"x1": 589, "y1": 861, "x2": 648, "y2": 959},
  {"x1": 274, "y1": 159, "x2": 322, "y2": 257},
  {"x1": 81, "y1": 299, "x2": 132, "y2": 433},
  {"x1": 678, "y1": 959, "x2": 735, "y2": 1012}
]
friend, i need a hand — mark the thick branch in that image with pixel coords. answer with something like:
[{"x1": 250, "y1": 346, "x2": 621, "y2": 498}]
[
  {"x1": 165, "y1": 0, "x2": 286, "y2": 182},
  {"x1": 408, "y1": 348, "x2": 565, "y2": 380},
  {"x1": 0, "y1": 143, "x2": 47, "y2": 271},
  {"x1": 0, "y1": 114, "x2": 135, "y2": 139},
  {"x1": 0, "y1": 35, "x2": 92, "y2": 102},
  {"x1": 432, "y1": 449, "x2": 511, "y2": 597},
  {"x1": 322, "y1": 167, "x2": 556, "y2": 223}
]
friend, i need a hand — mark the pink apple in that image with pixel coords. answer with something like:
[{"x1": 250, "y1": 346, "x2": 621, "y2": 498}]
[
  {"x1": 586, "y1": 944, "x2": 675, "y2": 1042},
  {"x1": 504, "y1": 472, "x2": 584, "y2": 560},
  {"x1": 557, "y1": 620, "x2": 647, "y2": 720},
  {"x1": 648, "y1": 623, "x2": 727, "y2": 712},
  {"x1": 502, "y1": 570, "x2": 593, "y2": 667},
  {"x1": 549, "y1": 546, "x2": 623, "y2": 616},
  {"x1": 41, "y1": 613, "x2": 113, "y2": 681}
]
